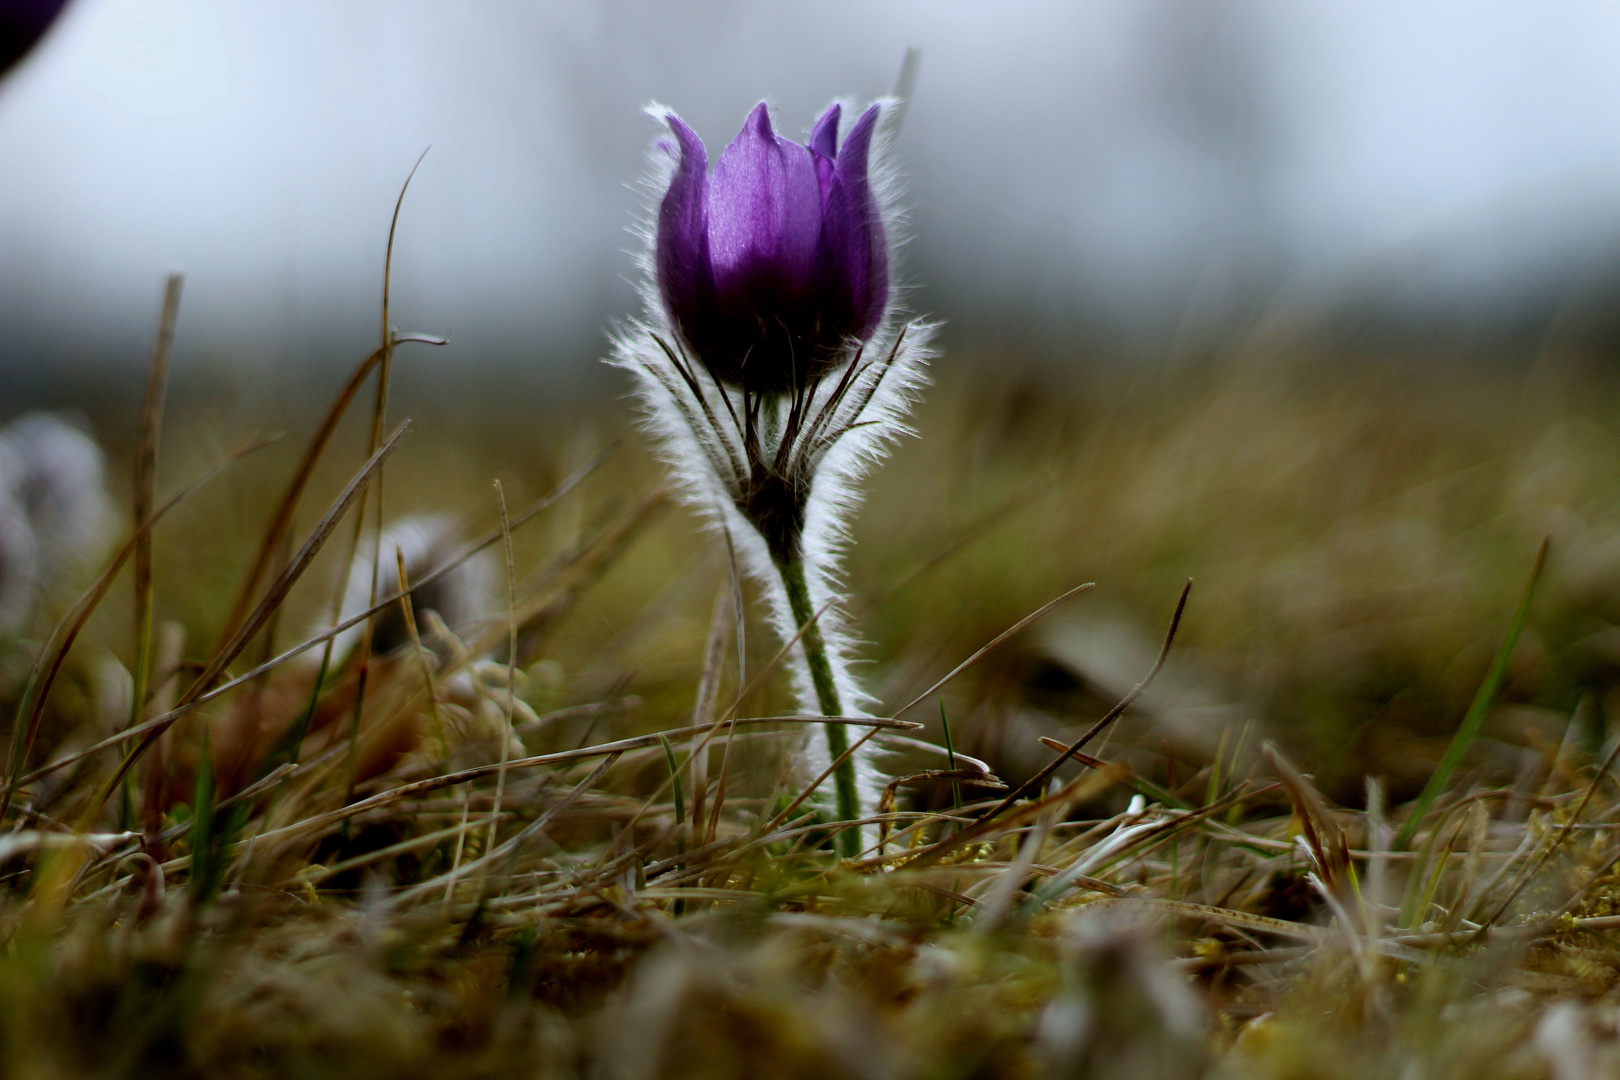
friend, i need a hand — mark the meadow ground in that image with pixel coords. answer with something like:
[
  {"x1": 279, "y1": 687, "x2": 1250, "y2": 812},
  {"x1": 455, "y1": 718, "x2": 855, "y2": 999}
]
[{"x1": 4, "y1": 343, "x2": 1620, "y2": 1077}]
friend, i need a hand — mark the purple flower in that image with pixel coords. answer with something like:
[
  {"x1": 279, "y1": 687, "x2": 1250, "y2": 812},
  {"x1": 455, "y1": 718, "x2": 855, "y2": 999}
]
[{"x1": 655, "y1": 101, "x2": 889, "y2": 395}]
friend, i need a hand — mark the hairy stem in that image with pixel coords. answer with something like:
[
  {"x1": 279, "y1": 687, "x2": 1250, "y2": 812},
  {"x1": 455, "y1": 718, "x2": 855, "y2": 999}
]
[{"x1": 777, "y1": 557, "x2": 861, "y2": 858}]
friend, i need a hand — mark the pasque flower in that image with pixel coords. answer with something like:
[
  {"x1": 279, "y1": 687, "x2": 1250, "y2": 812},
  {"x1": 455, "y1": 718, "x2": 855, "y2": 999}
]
[
  {"x1": 614, "y1": 99, "x2": 930, "y2": 856},
  {"x1": 656, "y1": 102, "x2": 888, "y2": 395}
]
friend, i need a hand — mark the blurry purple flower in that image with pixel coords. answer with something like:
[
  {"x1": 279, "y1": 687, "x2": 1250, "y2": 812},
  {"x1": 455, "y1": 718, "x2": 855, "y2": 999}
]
[
  {"x1": 655, "y1": 102, "x2": 889, "y2": 395},
  {"x1": 0, "y1": 0, "x2": 70, "y2": 77}
]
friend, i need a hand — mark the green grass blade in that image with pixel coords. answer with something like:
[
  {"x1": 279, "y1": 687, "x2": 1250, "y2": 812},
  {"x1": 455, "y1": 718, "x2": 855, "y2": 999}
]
[
  {"x1": 1393, "y1": 539, "x2": 1548, "y2": 850},
  {"x1": 939, "y1": 699, "x2": 962, "y2": 812}
]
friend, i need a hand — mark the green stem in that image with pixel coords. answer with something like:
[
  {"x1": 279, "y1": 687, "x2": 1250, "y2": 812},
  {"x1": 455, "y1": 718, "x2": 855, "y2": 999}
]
[{"x1": 778, "y1": 558, "x2": 861, "y2": 858}]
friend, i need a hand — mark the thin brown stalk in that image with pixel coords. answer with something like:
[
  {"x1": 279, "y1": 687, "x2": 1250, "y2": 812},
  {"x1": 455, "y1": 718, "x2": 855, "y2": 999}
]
[
  {"x1": 130, "y1": 273, "x2": 183, "y2": 736},
  {"x1": 687, "y1": 584, "x2": 731, "y2": 846},
  {"x1": 338, "y1": 151, "x2": 430, "y2": 807},
  {"x1": 444, "y1": 788, "x2": 472, "y2": 907},
  {"x1": 703, "y1": 526, "x2": 748, "y2": 846}
]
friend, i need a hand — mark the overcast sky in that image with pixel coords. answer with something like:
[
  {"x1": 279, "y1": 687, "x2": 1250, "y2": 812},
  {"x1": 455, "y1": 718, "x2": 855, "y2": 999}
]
[{"x1": 4, "y1": 0, "x2": 1620, "y2": 389}]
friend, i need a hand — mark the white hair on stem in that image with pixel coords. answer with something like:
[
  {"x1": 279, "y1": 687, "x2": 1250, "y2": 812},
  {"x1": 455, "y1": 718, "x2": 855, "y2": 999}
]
[{"x1": 610, "y1": 97, "x2": 934, "y2": 823}]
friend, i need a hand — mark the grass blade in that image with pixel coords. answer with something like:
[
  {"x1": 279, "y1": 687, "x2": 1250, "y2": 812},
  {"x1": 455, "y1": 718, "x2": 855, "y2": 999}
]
[{"x1": 1393, "y1": 538, "x2": 1548, "y2": 850}]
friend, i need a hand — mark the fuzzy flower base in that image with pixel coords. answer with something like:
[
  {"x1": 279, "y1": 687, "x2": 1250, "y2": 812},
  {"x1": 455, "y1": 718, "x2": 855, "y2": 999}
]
[{"x1": 612, "y1": 315, "x2": 931, "y2": 811}]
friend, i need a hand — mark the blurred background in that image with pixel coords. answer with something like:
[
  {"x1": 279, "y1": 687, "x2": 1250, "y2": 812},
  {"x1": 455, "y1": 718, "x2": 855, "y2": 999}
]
[
  {"x1": 7, "y1": 0, "x2": 1620, "y2": 394},
  {"x1": 8, "y1": 0, "x2": 1620, "y2": 805}
]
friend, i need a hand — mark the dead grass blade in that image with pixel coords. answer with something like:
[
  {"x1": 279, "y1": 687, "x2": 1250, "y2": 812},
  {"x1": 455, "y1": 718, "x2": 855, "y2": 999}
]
[
  {"x1": 887, "y1": 581, "x2": 1190, "y2": 873},
  {"x1": 129, "y1": 273, "x2": 183, "y2": 738},
  {"x1": 1036, "y1": 739, "x2": 1190, "y2": 810},
  {"x1": 687, "y1": 584, "x2": 730, "y2": 847},
  {"x1": 1265, "y1": 742, "x2": 1353, "y2": 902}
]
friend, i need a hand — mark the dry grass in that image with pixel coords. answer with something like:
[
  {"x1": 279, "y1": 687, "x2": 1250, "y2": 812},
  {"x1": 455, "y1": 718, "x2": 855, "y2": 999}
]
[{"x1": 4, "y1": 337, "x2": 1620, "y2": 1078}]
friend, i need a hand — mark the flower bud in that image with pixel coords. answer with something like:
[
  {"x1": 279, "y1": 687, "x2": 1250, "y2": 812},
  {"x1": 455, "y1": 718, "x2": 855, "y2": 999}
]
[{"x1": 655, "y1": 102, "x2": 889, "y2": 395}]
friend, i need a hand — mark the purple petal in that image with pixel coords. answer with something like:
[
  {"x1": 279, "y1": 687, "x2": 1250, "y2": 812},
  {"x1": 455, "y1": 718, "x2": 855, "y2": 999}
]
[
  {"x1": 808, "y1": 103, "x2": 841, "y2": 200},
  {"x1": 817, "y1": 103, "x2": 887, "y2": 338},
  {"x1": 810, "y1": 104, "x2": 841, "y2": 158},
  {"x1": 655, "y1": 113, "x2": 714, "y2": 325},
  {"x1": 707, "y1": 103, "x2": 821, "y2": 296},
  {"x1": 832, "y1": 104, "x2": 881, "y2": 203}
]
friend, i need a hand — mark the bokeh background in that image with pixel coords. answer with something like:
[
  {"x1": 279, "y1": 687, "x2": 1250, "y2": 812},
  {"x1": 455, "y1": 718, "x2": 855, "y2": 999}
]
[{"x1": 8, "y1": 0, "x2": 1620, "y2": 804}]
